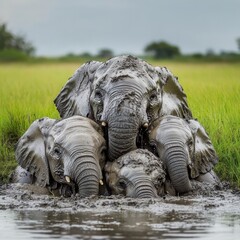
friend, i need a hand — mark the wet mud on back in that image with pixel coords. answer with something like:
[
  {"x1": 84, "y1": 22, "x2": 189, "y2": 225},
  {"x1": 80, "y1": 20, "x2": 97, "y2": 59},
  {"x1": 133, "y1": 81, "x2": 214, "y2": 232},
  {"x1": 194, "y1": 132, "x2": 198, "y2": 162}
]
[{"x1": 0, "y1": 183, "x2": 240, "y2": 240}]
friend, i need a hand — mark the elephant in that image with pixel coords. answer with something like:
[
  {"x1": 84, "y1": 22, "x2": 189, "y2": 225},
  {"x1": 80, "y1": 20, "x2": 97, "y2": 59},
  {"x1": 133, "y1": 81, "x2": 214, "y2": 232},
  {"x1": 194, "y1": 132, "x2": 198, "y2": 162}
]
[
  {"x1": 15, "y1": 116, "x2": 106, "y2": 198},
  {"x1": 54, "y1": 55, "x2": 192, "y2": 161},
  {"x1": 148, "y1": 115, "x2": 220, "y2": 194},
  {"x1": 105, "y1": 149, "x2": 166, "y2": 198}
]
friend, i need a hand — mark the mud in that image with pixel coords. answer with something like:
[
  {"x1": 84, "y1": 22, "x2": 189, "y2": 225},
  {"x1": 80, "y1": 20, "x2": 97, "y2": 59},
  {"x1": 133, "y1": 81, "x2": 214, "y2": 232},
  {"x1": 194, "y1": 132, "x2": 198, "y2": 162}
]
[{"x1": 1, "y1": 183, "x2": 240, "y2": 239}]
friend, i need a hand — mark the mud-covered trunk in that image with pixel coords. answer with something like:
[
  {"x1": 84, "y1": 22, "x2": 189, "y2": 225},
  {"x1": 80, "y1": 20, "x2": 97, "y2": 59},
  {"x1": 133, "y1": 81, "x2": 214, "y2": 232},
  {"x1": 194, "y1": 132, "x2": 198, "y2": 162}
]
[
  {"x1": 108, "y1": 117, "x2": 139, "y2": 161},
  {"x1": 106, "y1": 93, "x2": 144, "y2": 161},
  {"x1": 128, "y1": 174, "x2": 158, "y2": 198},
  {"x1": 164, "y1": 143, "x2": 192, "y2": 194}
]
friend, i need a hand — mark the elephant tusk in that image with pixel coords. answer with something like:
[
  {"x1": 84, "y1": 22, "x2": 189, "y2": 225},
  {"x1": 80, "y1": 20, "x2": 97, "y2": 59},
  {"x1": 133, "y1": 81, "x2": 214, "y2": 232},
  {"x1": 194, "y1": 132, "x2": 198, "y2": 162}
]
[
  {"x1": 65, "y1": 176, "x2": 71, "y2": 183},
  {"x1": 101, "y1": 121, "x2": 107, "y2": 127},
  {"x1": 99, "y1": 179, "x2": 104, "y2": 185},
  {"x1": 143, "y1": 122, "x2": 149, "y2": 128}
]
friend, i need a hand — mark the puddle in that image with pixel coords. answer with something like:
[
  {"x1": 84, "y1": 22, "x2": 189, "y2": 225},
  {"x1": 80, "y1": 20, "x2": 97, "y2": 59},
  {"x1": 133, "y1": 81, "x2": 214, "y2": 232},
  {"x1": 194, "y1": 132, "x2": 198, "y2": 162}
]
[{"x1": 0, "y1": 184, "x2": 240, "y2": 239}]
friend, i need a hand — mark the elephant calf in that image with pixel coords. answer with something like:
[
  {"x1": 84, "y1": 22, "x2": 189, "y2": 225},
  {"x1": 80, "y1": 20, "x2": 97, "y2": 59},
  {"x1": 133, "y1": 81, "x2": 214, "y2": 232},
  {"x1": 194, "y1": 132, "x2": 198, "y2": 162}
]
[
  {"x1": 15, "y1": 116, "x2": 106, "y2": 198},
  {"x1": 105, "y1": 149, "x2": 166, "y2": 198},
  {"x1": 149, "y1": 115, "x2": 221, "y2": 194}
]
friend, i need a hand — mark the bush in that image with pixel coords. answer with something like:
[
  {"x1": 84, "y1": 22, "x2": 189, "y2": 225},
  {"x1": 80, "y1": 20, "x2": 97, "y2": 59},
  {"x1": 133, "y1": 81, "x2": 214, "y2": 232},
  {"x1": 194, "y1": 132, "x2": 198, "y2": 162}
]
[{"x1": 0, "y1": 49, "x2": 29, "y2": 62}]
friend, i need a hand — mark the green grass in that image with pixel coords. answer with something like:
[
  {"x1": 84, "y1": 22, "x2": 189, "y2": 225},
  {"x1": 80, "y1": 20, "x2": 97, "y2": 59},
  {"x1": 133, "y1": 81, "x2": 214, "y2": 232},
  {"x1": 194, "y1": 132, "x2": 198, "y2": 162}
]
[
  {"x1": 0, "y1": 62, "x2": 83, "y2": 182},
  {"x1": 0, "y1": 61, "x2": 240, "y2": 186}
]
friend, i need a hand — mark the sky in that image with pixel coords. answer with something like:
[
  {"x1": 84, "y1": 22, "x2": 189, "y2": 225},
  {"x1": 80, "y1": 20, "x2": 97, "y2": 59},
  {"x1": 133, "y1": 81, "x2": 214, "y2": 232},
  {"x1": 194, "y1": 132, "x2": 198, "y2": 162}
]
[{"x1": 0, "y1": 0, "x2": 239, "y2": 56}]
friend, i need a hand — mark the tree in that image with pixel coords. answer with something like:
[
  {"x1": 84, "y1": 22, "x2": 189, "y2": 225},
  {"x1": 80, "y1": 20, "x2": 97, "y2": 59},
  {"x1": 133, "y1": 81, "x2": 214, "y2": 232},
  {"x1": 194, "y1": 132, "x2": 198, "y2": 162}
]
[
  {"x1": 0, "y1": 23, "x2": 35, "y2": 56},
  {"x1": 97, "y1": 49, "x2": 114, "y2": 58},
  {"x1": 237, "y1": 38, "x2": 240, "y2": 52},
  {"x1": 144, "y1": 41, "x2": 181, "y2": 59},
  {"x1": 206, "y1": 48, "x2": 216, "y2": 57}
]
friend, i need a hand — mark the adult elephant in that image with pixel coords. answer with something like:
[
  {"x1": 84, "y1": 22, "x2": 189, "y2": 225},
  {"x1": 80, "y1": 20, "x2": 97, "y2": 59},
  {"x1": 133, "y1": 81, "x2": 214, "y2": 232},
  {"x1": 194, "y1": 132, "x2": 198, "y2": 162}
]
[
  {"x1": 15, "y1": 116, "x2": 106, "y2": 197},
  {"x1": 54, "y1": 55, "x2": 192, "y2": 161},
  {"x1": 105, "y1": 149, "x2": 166, "y2": 198},
  {"x1": 148, "y1": 115, "x2": 220, "y2": 194}
]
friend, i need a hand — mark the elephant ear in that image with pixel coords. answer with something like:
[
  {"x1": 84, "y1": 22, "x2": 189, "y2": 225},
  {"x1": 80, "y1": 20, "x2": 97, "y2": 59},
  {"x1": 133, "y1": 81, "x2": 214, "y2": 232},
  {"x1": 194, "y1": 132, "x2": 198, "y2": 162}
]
[
  {"x1": 54, "y1": 61, "x2": 102, "y2": 118},
  {"x1": 15, "y1": 117, "x2": 56, "y2": 187},
  {"x1": 155, "y1": 67, "x2": 192, "y2": 119},
  {"x1": 188, "y1": 119, "x2": 218, "y2": 178}
]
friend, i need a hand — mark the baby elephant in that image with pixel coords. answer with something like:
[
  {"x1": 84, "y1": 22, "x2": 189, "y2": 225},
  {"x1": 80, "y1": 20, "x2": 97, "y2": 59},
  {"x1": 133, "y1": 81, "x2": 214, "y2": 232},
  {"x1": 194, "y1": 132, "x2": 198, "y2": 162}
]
[
  {"x1": 105, "y1": 149, "x2": 166, "y2": 198},
  {"x1": 149, "y1": 115, "x2": 220, "y2": 194},
  {"x1": 15, "y1": 116, "x2": 106, "y2": 198}
]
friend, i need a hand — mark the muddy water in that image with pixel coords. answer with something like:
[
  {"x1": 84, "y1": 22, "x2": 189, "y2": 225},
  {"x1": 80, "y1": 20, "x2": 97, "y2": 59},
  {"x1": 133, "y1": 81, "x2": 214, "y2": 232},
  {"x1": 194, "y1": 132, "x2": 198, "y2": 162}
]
[{"x1": 0, "y1": 184, "x2": 240, "y2": 240}]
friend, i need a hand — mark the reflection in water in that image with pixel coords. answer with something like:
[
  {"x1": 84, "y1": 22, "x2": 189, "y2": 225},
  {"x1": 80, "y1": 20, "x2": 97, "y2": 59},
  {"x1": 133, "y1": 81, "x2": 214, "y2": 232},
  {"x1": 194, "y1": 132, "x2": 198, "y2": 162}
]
[{"x1": 0, "y1": 209, "x2": 240, "y2": 240}]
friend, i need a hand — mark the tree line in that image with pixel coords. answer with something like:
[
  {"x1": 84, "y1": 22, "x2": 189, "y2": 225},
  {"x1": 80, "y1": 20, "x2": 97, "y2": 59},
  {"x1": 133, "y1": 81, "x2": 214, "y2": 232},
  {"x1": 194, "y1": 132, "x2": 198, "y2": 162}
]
[{"x1": 1, "y1": 22, "x2": 240, "y2": 61}]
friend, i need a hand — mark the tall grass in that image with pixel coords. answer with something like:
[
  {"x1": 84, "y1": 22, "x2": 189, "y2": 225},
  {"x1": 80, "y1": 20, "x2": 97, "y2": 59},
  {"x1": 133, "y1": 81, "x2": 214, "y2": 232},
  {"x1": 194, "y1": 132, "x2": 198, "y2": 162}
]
[
  {"x1": 0, "y1": 61, "x2": 240, "y2": 186},
  {"x1": 0, "y1": 63, "x2": 82, "y2": 182}
]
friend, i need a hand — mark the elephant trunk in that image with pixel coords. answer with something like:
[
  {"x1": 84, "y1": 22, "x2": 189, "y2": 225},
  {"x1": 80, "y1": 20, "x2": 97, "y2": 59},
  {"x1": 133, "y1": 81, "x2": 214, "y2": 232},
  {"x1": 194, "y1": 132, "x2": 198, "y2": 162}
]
[
  {"x1": 67, "y1": 156, "x2": 102, "y2": 198},
  {"x1": 108, "y1": 117, "x2": 139, "y2": 161},
  {"x1": 164, "y1": 143, "x2": 192, "y2": 194},
  {"x1": 128, "y1": 174, "x2": 158, "y2": 198},
  {"x1": 105, "y1": 94, "x2": 146, "y2": 161}
]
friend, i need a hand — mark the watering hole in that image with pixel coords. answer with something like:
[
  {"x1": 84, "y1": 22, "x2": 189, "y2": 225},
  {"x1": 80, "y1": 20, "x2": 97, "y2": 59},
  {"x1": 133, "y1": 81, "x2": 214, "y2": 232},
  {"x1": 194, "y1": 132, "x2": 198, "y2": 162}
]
[{"x1": 0, "y1": 184, "x2": 240, "y2": 240}]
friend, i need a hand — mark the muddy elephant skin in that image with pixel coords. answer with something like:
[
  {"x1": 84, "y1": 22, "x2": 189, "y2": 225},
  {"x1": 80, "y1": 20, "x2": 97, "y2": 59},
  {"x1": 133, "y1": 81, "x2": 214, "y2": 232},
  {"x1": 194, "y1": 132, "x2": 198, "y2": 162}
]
[
  {"x1": 149, "y1": 115, "x2": 218, "y2": 194},
  {"x1": 15, "y1": 116, "x2": 106, "y2": 198},
  {"x1": 105, "y1": 149, "x2": 166, "y2": 198},
  {"x1": 54, "y1": 55, "x2": 192, "y2": 161}
]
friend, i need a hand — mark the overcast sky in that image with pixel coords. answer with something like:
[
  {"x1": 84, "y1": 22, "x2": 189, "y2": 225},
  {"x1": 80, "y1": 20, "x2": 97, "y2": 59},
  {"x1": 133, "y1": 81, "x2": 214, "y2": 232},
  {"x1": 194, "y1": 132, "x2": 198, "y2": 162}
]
[{"x1": 0, "y1": 0, "x2": 239, "y2": 56}]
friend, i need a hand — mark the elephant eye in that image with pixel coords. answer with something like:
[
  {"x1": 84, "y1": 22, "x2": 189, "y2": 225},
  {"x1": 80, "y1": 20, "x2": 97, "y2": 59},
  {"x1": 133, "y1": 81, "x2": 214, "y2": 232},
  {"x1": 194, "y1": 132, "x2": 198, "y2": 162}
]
[
  {"x1": 53, "y1": 147, "x2": 61, "y2": 159},
  {"x1": 188, "y1": 140, "x2": 193, "y2": 146},
  {"x1": 147, "y1": 114, "x2": 152, "y2": 122},
  {"x1": 119, "y1": 179, "x2": 127, "y2": 189},
  {"x1": 95, "y1": 90, "x2": 102, "y2": 99},
  {"x1": 149, "y1": 92, "x2": 160, "y2": 109},
  {"x1": 188, "y1": 140, "x2": 194, "y2": 151},
  {"x1": 149, "y1": 91, "x2": 158, "y2": 102},
  {"x1": 149, "y1": 92, "x2": 158, "y2": 102}
]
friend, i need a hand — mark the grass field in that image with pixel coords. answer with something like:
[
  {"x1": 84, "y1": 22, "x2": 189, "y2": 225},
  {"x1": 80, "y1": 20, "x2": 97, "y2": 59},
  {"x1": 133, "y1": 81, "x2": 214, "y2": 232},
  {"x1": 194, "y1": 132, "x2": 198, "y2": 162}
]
[{"x1": 0, "y1": 61, "x2": 240, "y2": 186}]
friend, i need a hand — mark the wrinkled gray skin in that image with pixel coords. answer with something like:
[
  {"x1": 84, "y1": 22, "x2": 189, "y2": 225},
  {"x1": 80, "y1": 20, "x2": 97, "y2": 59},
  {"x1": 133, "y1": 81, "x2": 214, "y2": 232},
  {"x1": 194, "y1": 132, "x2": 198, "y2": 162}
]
[
  {"x1": 15, "y1": 116, "x2": 106, "y2": 198},
  {"x1": 54, "y1": 55, "x2": 192, "y2": 161},
  {"x1": 105, "y1": 149, "x2": 166, "y2": 198},
  {"x1": 149, "y1": 115, "x2": 219, "y2": 194}
]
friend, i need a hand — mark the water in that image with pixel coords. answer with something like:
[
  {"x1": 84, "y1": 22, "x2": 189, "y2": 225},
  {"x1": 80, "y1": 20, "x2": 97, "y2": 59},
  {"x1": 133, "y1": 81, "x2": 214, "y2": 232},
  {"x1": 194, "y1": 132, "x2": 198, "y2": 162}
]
[
  {"x1": 1, "y1": 209, "x2": 240, "y2": 240},
  {"x1": 1, "y1": 184, "x2": 240, "y2": 240}
]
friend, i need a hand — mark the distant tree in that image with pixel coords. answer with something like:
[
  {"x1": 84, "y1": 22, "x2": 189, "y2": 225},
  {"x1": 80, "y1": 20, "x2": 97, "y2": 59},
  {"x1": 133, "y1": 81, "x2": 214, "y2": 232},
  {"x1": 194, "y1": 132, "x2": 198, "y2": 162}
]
[
  {"x1": 144, "y1": 41, "x2": 181, "y2": 59},
  {"x1": 237, "y1": 38, "x2": 240, "y2": 52},
  {"x1": 80, "y1": 52, "x2": 92, "y2": 58},
  {"x1": 0, "y1": 23, "x2": 35, "y2": 56},
  {"x1": 206, "y1": 49, "x2": 216, "y2": 57},
  {"x1": 97, "y1": 49, "x2": 114, "y2": 58}
]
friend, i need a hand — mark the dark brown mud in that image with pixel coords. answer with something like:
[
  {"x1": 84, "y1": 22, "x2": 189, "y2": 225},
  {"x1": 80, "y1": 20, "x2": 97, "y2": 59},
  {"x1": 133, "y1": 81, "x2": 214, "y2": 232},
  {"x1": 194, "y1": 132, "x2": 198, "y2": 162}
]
[{"x1": 0, "y1": 183, "x2": 240, "y2": 240}]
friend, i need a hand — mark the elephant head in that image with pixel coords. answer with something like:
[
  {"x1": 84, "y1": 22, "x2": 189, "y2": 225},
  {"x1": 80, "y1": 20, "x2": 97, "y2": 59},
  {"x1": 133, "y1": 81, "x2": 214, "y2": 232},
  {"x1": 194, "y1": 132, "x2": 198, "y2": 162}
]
[
  {"x1": 54, "y1": 55, "x2": 192, "y2": 161},
  {"x1": 149, "y1": 115, "x2": 218, "y2": 194},
  {"x1": 15, "y1": 116, "x2": 106, "y2": 197},
  {"x1": 105, "y1": 149, "x2": 166, "y2": 198}
]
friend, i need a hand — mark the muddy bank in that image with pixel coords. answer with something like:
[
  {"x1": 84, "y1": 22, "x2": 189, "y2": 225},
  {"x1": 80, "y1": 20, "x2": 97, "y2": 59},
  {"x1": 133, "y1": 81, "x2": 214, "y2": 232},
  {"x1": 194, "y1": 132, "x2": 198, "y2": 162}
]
[
  {"x1": 1, "y1": 183, "x2": 240, "y2": 240},
  {"x1": 0, "y1": 183, "x2": 239, "y2": 215}
]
